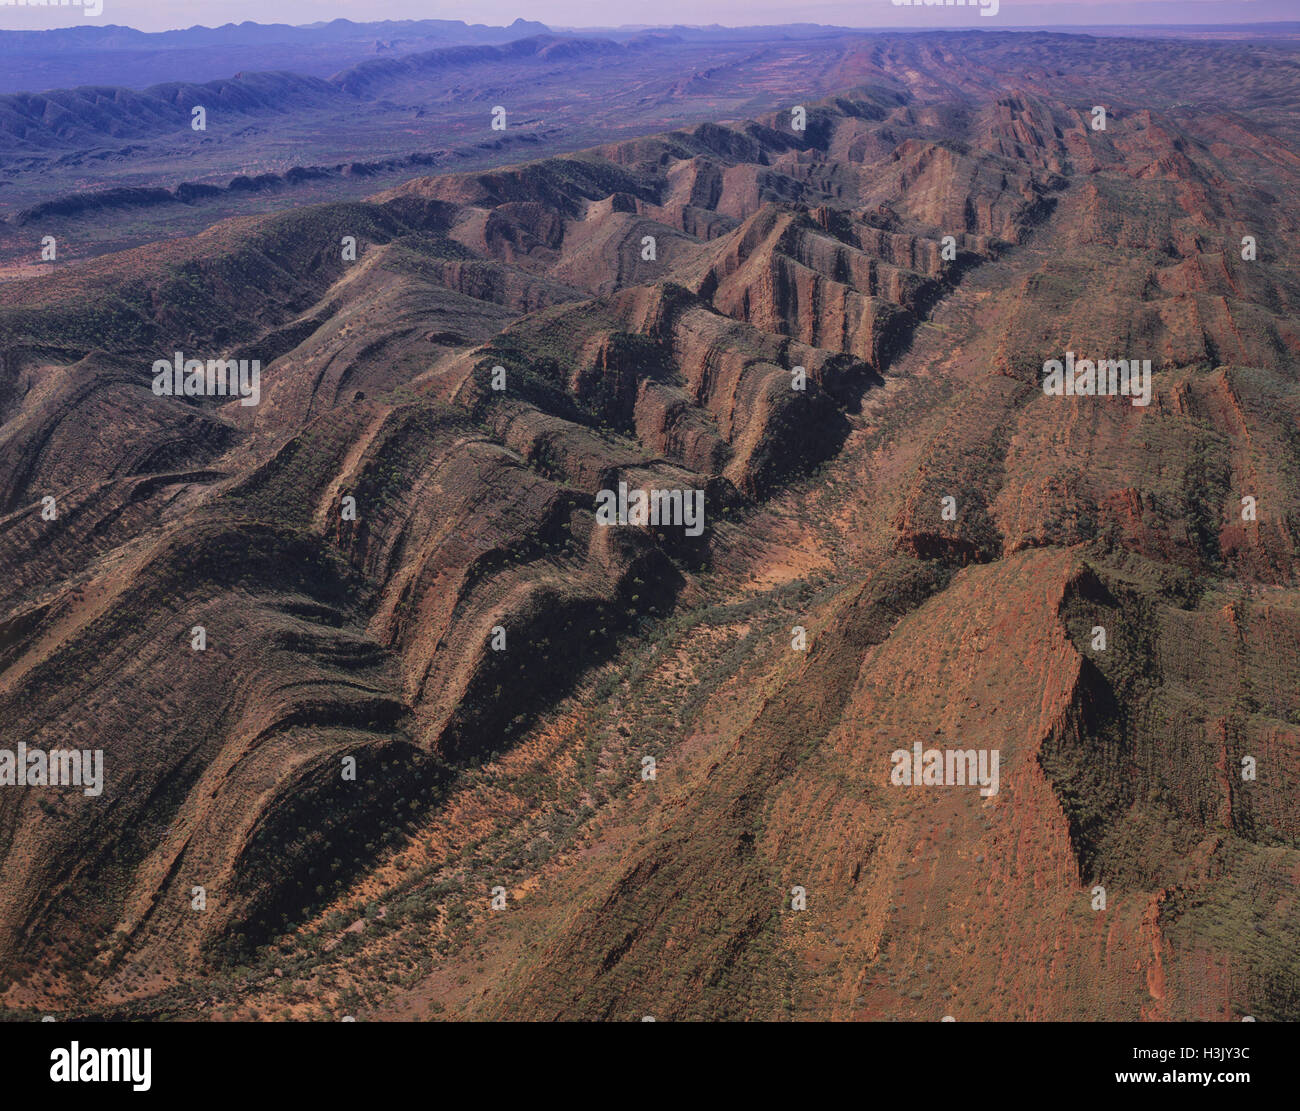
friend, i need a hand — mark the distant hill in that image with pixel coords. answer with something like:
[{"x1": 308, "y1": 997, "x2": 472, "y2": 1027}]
[
  {"x1": 0, "y1": 35, "x2": 606, "y2": 150},
  {"x1": 0, "y1": 18, "x2": 552, "y2": 51},
  {"x1": 0, "y1": 18, "x2": 552, "y2": 93}
]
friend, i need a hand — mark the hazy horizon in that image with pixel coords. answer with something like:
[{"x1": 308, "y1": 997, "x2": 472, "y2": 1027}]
[{"x1": 1, "y1": 1, "x2": 1297, "y2": 35}]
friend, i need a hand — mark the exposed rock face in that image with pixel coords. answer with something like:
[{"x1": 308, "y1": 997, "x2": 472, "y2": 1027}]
[{"x1": 0, "y1": 42, "x2": 1298, "y2": 1022}]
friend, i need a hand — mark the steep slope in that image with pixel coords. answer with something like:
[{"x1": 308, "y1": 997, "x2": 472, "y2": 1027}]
[{"x1": 0, "y1": 45, "x2": 1297, "y2": 1022}]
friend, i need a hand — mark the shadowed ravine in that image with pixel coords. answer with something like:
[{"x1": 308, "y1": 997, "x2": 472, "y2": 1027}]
[{"x1": 0, "y1": 37, "x2": 1297, "y2": 1020}]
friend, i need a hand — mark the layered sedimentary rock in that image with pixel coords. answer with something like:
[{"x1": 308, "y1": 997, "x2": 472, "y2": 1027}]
[{"x1": 0, "y1": 49, "x2": 1296, "y2": 1021}]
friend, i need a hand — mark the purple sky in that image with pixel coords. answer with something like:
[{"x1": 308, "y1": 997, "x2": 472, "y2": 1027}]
[{"x1": 0, "y1": 0, "x2": 1294, "y2": 33}]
